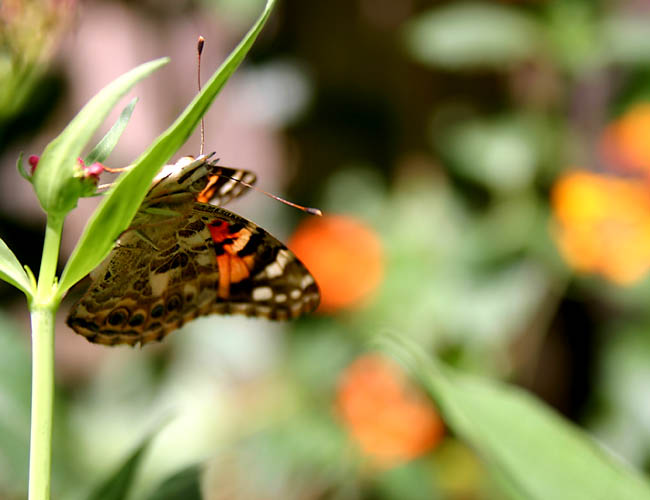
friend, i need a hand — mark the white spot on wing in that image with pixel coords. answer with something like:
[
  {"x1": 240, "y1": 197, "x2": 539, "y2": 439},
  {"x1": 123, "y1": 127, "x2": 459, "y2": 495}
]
[
  {"x1": 300, "y1": 274, "x2": 314, "y2": 289},
  {"x1": 277, "y1": 249, "x2": 291, "y2": 267},
  {"x1": 150, "y1": 273, "x2": 169, "y2": 296},
  {"x1": 264, "y1": 249, "x2": 293, "y2": 278},
  {"x1": 290, "y1": 289, "x2": 301, "y2": 299},
  {"x1": 253, "y1": 287, "x2": 273, "y2": 301},
  {"x1": 183, "y1": 231, "x2": 205, "y2": 246},
  {"x1": 219, "y1": 178, "x2": 237, "y2": 195},
  {"x1": 265, "y1": 262, "x2": 283, "y2": 278},
  {"x1": 275, "y1": 294, "x2": 287, "y2": 303},
  {"x1": 195, "y1": 253, "x2": 212, "y2": 266}
]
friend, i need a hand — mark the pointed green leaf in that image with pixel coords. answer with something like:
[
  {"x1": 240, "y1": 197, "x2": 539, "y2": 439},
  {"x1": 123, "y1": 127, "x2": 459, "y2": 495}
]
[
  {"x1": 32, "y1": 58, "x2": 168, "y2": 217},
  {"x1": 86, "y1": 434, "x2": 154, "y2": 500},
  {"x1": 379, "y1": 336, "x2": 650, "y2": 500},
  {"x1": 16, "y1": 152, "x2": 32, "y2": 182},
  {"x1": 145, "y1": 465, "x2": 202, "y2": 500},
  {"x1": 0, "y1": 237, "x2": 33, "y2": 298},
  {"x1": 85, "y1": 97, "x2": 138, "y2": 166},
  {"x1": 57, "y1": 0, "x2": 277, "y2": 298}
]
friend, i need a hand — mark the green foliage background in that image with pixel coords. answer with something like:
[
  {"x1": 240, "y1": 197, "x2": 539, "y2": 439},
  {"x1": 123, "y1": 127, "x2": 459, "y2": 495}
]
[{"x1": 3, "y1": 0, "x2": 650, "y2": 499}]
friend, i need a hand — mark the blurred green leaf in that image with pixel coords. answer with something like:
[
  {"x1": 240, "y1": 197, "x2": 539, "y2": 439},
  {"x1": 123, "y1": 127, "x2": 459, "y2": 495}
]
[
  {"x1": 0, "y1": 314, "x2": 31, "y2": 498},
  {"x1": 145, "y1": 465, "x2": 201, "y2": 500},
  {"x1": 0, "y1": 236, "x2": 33, "y2": 298},
  {"x1": 381, "y1": 336, "x2": 650, "y2": 500},
  {"x1": 546, "y1": 0, "x2": 601, "y2": 73},
  {"x1": 602, "y1": 15, "x2": 650, "y2": 65},
  {"x1": 436, "y1": 114, "x2": 550, "y2": 193},
  {"x1": 57, "y1": 0, "x2": 277, "y2": 298},
  {"x1": 290, "y1": 319, "x2": 357, "y2": 394},
  {"x1": 373, "y1": 461, "x2": 441, "y2": 500},
  {"x1": 210, "y1": 415, "x2": 352, "y2": 499},
  {"x1": 589, "y1": 324, "x2": 650, "y2": 464},
  {"x1": 85, "y1": 97, "x2": 138, "y2": 166},
  {"x1": 204, "y1": 0, "x2": 269, "y2": 28},
  {"x1": 32, "y1": 59, "x2": 167, "y2": 216},
  {"x1": 429, "y1": 261, "x2": 550, "y2": 349},
  {"x1": 403, "y1": 3, "x2": 542, "y2": 69},
  {"x1": 87, "y1": 433, "x2": 154, "y2": 500},
  {"x1": 0, "y1": 61, "x2": 42, "y2": 121}
]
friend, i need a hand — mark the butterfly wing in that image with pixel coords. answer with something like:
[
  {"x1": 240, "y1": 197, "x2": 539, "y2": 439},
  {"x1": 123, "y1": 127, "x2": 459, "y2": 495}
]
[
  {"x1": 145, "y1": 155, "x2": 257, "y2": 208},
  {"x1": 67, "y1": 203, "x2": 320, "y2": 346}
]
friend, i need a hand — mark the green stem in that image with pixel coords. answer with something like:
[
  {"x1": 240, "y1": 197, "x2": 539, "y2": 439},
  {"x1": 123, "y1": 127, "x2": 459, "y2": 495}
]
[
  {"x1": 28, "y1": 306, "x2": 55, "y2": 500},
  {"x1": 29, "y1": 215, "x2": 64, "y2": 500},
  {"x1": 36, "y1": 215, "x2": 63, "y2": 303}
]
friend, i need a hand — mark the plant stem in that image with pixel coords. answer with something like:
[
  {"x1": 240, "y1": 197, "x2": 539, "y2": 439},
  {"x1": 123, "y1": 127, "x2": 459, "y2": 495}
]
[
  {"x1": 28, "y1": 306, "x2": 55, "y2": 500},
  {"x1": 29, "y1": 215, "x2": 64, "y2": 500},
  {"x1": 36, "y1": 215, "x2": 63, "y2": 304}
]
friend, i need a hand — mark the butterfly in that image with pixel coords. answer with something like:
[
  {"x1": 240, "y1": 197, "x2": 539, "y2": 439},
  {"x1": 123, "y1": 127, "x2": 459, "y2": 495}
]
[{"x1": 66, "y1": 155, "x2": 320, "y2": 346}]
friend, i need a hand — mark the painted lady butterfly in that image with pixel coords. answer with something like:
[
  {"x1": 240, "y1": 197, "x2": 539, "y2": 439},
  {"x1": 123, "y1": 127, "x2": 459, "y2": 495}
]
[{"x1": 66, "y1": 155, "x2": 320, "y2": 346}]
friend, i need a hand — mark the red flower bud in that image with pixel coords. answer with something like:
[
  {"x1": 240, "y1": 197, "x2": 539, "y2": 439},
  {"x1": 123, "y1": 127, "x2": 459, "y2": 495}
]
[
  {"x1": 84, "y1": 162, "x2": 104, "y2": 180},
  {"x1": 28, "y1": 155, "x2": 40, "y2": 174}
]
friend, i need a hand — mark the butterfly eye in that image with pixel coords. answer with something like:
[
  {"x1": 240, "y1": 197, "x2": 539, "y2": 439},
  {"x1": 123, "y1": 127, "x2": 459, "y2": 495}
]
[
  {"x1": 107, "y1": 308, "x2": 129, "y2": 326},
  {"x1": 166, "y1": 294, "x2": 183, "y2": 312}
]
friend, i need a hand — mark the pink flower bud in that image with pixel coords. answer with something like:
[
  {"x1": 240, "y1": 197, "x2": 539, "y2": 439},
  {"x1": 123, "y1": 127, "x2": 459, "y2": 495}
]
[
  {"x1": 84, "y1": 162, "x2": 104, "y2": 179},
  {"x1": 28, "y1": 155, "x2": 40, "y2": 174}
]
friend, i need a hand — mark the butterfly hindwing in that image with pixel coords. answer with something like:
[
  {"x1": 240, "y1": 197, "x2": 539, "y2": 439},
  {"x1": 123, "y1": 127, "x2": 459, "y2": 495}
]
[{"x1": 67, "y1": 203, "x2": 320, "y2": 346}]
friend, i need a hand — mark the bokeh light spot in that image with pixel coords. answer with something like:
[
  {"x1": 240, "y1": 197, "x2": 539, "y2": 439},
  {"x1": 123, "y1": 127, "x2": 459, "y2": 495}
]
[
  {"x1": 551, "y1": 170, "x2": 650, "y2": 284},
  {"x1": 289, "y1": 215, "x2": 384, "y2": 313},
  {"x1": 336, "y1": 354, "x2": 445, "y2": 467}
]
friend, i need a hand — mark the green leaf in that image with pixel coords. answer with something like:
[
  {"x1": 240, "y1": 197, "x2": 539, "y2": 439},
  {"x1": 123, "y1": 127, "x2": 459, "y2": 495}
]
[
  {"x1": 602, "y1": 15, "x2": 650, "y2": 65},
  {"x1": 16, "y1": 152, "x2": 32, "y2": 182},
  {"x1": 436, "y1": 114, "x2": 547, "y2": 193},
  {"x1": 85, "y1": 97, "x2": 138, "y2": 165},
  {"x1": 145, "y1": 465, "x2": 202, "y2": 500},
  {"x1": 86, "y1": 433, "x2": 154, "y2": 500},
  {"x1": 32, "y1": 58, "x2": 168, "y2": 217},
  {"x1": 57, "y1": 0, "x2": 277, "y2": 298},
  {"x1": 373, "y1": 462, "x2": 441, "y2": 500},
  {"x1": 379, "y1": 336, "x2": 650, "y2": 500},
  {"x1": 0, "y1": 236, "x2": 33, "y2": 298},
  {"x1": 546, "y1": 0, "x2": 602, "y2": 74},
  {"x1": 403, "y1": 3, "x2": 542, "y2": 69}
]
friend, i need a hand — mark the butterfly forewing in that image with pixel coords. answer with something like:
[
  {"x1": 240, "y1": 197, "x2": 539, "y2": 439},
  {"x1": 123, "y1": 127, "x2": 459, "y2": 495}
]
[
  {"x1": 66, "y1": 156, "x2": 320, "y2": 346},
  {"x1": 145, "y1": 155, "x2": 257, "y2": 207}
]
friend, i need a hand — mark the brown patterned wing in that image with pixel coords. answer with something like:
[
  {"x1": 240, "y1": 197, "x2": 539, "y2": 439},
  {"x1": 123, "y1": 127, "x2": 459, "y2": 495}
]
[{"x1": 66, "y1": 203, "x2": 320, "y2": 346}]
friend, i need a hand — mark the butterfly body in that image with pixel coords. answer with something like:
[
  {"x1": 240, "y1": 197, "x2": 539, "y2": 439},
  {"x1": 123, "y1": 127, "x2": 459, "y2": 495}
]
[{"x1": 67, "y1": 156, "x2": 320, "y2": 346}]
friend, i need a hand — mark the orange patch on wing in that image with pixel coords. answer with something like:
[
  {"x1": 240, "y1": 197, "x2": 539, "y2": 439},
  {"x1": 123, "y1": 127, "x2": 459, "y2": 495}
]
[
  {"x1": 209, "y1": 221, "x2": 256, "y2": 299},
  {"x1": 215, "y1": 254, "x2": 255, "y2": 299},
  {"x1": 207, "y1": 220, "x2": 231, "y2": 242},
  {"x1": 197, "y1": 175, "x2": 220, "y2": 203}
]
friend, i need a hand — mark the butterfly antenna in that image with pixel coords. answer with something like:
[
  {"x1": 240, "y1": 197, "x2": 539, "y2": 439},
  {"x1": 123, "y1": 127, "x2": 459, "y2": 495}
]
[
  {"x1": 215, "y1": 172, "x2": 322, "y2": 216},
  {"x1": 197, "y1": 36, "x2": 205, "y2": 156}
]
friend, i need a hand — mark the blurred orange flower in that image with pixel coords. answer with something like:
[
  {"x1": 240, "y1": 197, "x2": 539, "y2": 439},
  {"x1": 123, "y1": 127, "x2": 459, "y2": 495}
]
[
  {"x1": 601, "y1": 102, "x2": 650, "y2": 173},
  {"x1": 336, "y1": 354, "x2": 444, "y2": 467},
  {"x1": 551, "y1": 170, "x2": 650, "y2": 284},
  {"x1": 288, "y1": 215, "x2": 384, "y2": 313}
]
